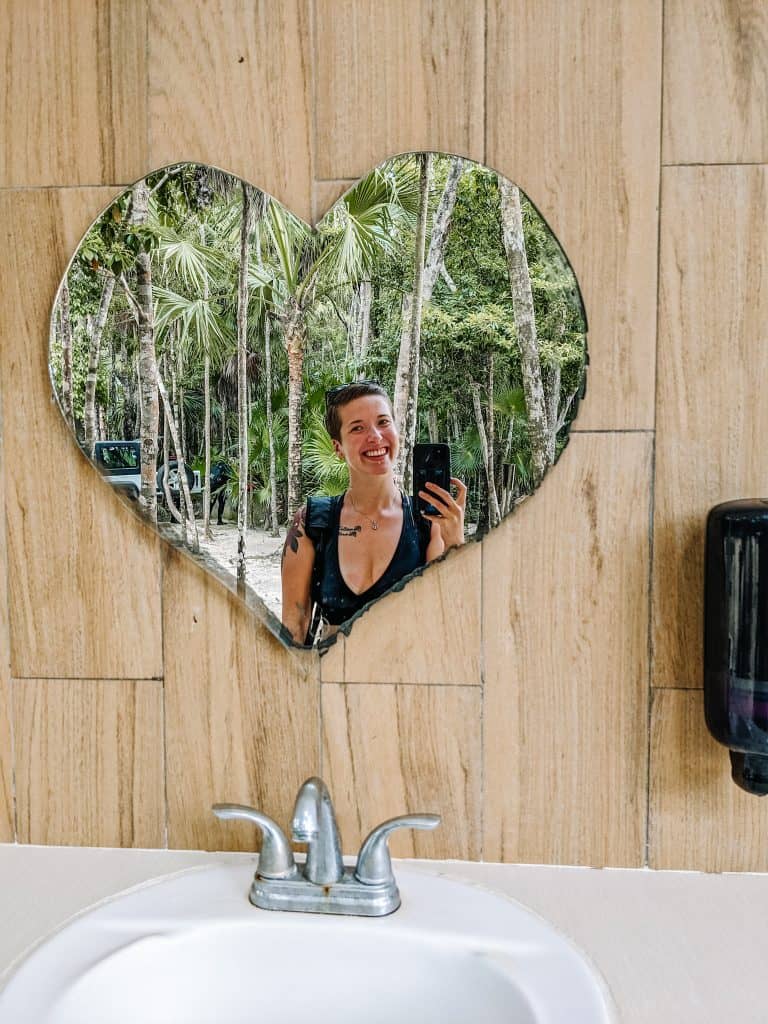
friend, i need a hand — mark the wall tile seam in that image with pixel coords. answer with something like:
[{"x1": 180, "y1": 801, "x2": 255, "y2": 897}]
[
  {"x1": 662, "y1": 162, "x2": 768, "y2": 169},
  {"x1": 159, "y1": 537, "x2": 169, "y2": 851},
  {"x1": 319, "y1": 681, "x2": 481, "y2": 689},
  {"x1": 9, "y1": 677, "x2": 165, "y2": 684},
  {"x1": 0, "y1": 394, "x2": 16, "y2": 842},
  {"x1": 651, "y1": 685, "x2": 705, "y2": 693},
  {"x1": 0, "y1": 184, "x2": 138, "y2": 192},
  {"x1": 644, "y1": 4, "x2": 665, "y2": 868},
  {"x1": 309, "y1": 0, "x2": 327, "y2": 783}
]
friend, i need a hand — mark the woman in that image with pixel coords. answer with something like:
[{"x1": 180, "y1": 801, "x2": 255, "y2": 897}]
[{"x1": 281, "y1": 381, "x2": 466, "y2": 645}]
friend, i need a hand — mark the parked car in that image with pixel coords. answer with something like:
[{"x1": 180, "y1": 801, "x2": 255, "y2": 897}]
[{"x1": 93, "y1": 441, "x2": 201, "y2": 502}]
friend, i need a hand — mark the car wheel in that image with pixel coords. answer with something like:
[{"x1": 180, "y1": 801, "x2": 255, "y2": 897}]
[{"x1": 156, "y1": 462, "x2": 194, "y2": 495}]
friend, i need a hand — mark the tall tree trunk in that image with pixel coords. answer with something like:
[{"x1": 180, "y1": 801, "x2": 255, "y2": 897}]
[
  {"x1": 236, "y1": 182, "x2": 255, "y2": 589},
  {"x1": 130, "y1": 179, "x2": 159, "y2": 524},
  {"x1": 203, "y1": 351, "x2": 212, "y2": 539},
  {"x1": 392, "y1": 291, "x2": 413, "y2": 444},
  {"x1": 283, "y1": 300, "x2": 306, "y2": 520},
  {"x1": 264, "y1": 317, "x2": 280, "y2": 536},
  {"x1": 440, "y1": 262, "x2": 457, "y2": 292},
  {"x1": 161, "y1": 385, "x2": 185, "y2": 532},
  {"x1": 58, "y1": 280, "x2": 75, "y2": 433},
  {"x1": 158, "y1": 368, "x2": 198, "y2": 552},
  {"x1": 179, "y1": 385, "x2": 186, "y2": 458},
  {"x1": 487, "y1": 349, "x2": 495, "y2": 485},
  {"x1": 250, "y1": 193, "x2": 279, "y2": 537},
  {"x1": 471, "y1": 383, "x2": 501, "y2": 526},
  {"x1": 421, "y1": 156, "x2": 463, "y2": 300},
  {"x1": 201, "y1": 223, "x2": 213, "y2": 541},
  {"x1": 543, "y1": 360, "x2": 560, "y2": 466},
  {"x1": 498, "y1": 177, "x2": 549, "y2": 488},
  {"x1": 394, "y1": 154, "x2": 462, "y2": 488},
  {"x1": 348, "y1": 278, "x2": 372, "y2": 372},
  {"x1": 83, "y1": 274, "x2": 115, "y2": 458},
  {"x1": 402, "y1": 153, "x2": 432, "y2": 492},
  {"x1": 394, "y1": 152, "x2": 432, "y2": 492}
]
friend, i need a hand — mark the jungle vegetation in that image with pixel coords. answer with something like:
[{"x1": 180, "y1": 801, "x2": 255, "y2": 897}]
[{"x1": 50, "y1": 155, "x2": 587, "y2": 588}]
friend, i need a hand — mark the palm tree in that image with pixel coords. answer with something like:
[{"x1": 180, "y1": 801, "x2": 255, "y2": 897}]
[
  {"x1": 121, "y1": 178, "x2": 159, "y2": 523},
  {"x1": 236, "y1": 182, "x2": 259, "y2": 589},
  {"x1": 259, "y1": 164, "x2": 419, "y2": 518},
  {"x1": 153, "y1": 216, "x2": 231, "y2": 544}
]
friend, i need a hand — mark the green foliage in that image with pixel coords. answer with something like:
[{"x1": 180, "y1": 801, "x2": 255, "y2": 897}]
[{"x1": 56, "y1": 155, "x2": 588, "y2": 532}]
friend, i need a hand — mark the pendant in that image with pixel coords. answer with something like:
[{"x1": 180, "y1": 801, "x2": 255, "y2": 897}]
[{"x1": 371, "y1": 521, "x2": 378, "y2": 530}]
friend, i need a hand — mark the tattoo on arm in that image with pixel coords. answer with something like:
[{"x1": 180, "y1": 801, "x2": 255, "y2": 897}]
[
  {"x1": 338, "y1": 525, "x2": 362, "y2": 538},
  {"x1": 282, "y1": 507, "x2": 306, "y2": 566}
]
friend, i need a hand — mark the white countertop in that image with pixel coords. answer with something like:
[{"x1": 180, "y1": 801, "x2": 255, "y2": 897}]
[{"x1": 0, "y1": 844, "x2": 765, "y2": 1023}]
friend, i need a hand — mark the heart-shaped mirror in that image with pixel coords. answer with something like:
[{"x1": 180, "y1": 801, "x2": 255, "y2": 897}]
[{"x1": 49, "y1": 154, "x2": 587, "y2": 650}]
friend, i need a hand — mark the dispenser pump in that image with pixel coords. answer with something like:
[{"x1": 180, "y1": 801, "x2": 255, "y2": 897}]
[{"x1": 704, "y1": 500, "x2": 768, "y2": 795}]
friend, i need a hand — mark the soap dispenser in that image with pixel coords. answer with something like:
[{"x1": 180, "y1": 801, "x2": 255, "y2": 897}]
[{"x1": 704, "y1": 500, "x2": 768, "y2": 795}]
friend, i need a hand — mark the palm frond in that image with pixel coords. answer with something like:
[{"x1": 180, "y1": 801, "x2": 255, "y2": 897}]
[{"x1": 302, "y1": 411, "x2": 348, "y2": 494}]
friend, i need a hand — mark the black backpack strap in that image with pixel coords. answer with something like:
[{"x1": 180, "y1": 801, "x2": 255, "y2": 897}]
[
  {"x1": 402, "y1": 493, "x2": 431, "y2": 561},
  {"x1": 303, "y1": 495, "x2": 337, "y2": 646},
  {"x1": 304, "y1": 494, "x2": 334, "y2": 540}
]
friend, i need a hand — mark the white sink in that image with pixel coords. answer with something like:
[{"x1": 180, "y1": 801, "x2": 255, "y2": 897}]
[{"x1": 0, "y1": 863, "x2": 615, "y2": 1023}]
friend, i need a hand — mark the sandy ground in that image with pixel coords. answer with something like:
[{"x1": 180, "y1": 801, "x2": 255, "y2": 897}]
[{"x1": 169, "y1": 519, "x2": 285, "y2": 617}]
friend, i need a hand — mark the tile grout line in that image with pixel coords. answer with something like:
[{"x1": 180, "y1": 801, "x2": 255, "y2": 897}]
[
  {"x1": 9, "y1": 676, "x2": 165, "y2": 683},
  {"x1": 662, "y1": 161, "x2": 768, "y2": 168},
  {"x1": 0, "y1": 184, "x2": 137, "y2": 193},
  {"x1": 318, "y1": 680, "x2": 482, "y2": 690},
  {"x1": 308, "y1": 0, "x2": 320, "y2": 224},
  {"x1": 644, "y1": 0, "x2": 667, "y2": 871},
  {"x1": 480, "y1": 0, "x2": 488, "y2": 863},
  {"x1": 0, "y1": 374, "x2": 18, "y2": 843},
  {"x1": 309, "y1": 0, "x2": 325, "y2": 775},
  {"x1": 159, "y1": 551, "x2": 169, "y2": 851},
  {"x1": 144, "y1": 0, "x2": 150, "y2": 175}
]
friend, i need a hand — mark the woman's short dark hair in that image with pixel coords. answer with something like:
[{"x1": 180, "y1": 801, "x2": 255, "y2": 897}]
[{"x1": 324, "y1": 381, "x2": 392, "y2": 441}]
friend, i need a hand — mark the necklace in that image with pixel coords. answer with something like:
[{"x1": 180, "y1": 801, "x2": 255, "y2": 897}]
[{"x1": 347, "y1": 490, "x2": 397, "y2": 531}]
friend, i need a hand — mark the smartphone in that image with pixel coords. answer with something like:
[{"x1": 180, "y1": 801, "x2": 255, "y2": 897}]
[{"x1": 413, "y1": 443, "x2": 451, "y2": 517}]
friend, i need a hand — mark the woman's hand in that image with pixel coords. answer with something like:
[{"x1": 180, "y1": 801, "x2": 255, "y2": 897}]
[{"x1": 420, "y1": 477, "x2": 467, "y2": 557}]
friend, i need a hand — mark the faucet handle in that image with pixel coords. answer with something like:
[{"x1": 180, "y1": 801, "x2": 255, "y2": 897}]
[
  {"x1": 212, "y1": 803, "x2": 298, "y2": 880},
  {"x1": 354, "y1": 813, "x2": 441, "y2": 886}
]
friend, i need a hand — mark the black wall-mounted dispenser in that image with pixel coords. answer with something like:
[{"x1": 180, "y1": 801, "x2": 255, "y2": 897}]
[{"x1": 704, "y1": 500, "x2": 768, "y2": 795}]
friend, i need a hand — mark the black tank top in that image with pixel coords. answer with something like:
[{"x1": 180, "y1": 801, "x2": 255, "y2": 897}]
[{"x1": 307, "y1": 492, "x2": 428, "y2": 630}]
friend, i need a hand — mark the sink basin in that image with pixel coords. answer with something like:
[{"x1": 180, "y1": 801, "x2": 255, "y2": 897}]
[{"x1": 0, "y1": 863, "x2": 615, "y2": 1023}]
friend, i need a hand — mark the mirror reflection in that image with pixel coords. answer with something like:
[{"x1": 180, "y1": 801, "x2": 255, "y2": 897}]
[{"x1": 49, "y1": 155, "x2": 587, "y2": 647}]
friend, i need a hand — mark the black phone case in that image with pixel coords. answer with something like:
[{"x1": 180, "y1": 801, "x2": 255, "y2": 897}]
[{"x1": 413, "y1": 443, "x2": 451, "y2": 517}]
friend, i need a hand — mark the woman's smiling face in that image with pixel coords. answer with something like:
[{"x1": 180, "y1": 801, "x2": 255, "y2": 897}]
[{"x1": 334, "y1": 394, "x2": 399, "y2": 476}]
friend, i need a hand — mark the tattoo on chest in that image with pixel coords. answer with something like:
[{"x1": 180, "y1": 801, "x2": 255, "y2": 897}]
[
  {"x1": 281, "y1": 507, "x2": 306, "y2": 565},
  {"x1": 338, "y1": 525, "x2": 362, "y2": 537}
]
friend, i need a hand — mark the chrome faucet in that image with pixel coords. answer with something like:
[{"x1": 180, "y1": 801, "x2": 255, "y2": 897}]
[
  {"x1": 213, "y1": 776, "x2": 439, "y2": 916},
  {"x1": 291, "y1": 777, "x2": 344, "y2": 884}
]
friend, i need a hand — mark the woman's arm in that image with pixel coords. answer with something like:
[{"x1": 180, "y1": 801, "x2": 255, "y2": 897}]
[{"x1": 280, "y1": 506, "x2": 317, "y2": 644}]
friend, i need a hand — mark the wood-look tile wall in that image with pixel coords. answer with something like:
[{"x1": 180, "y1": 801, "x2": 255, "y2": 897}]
[{"x1": 0, "y1": 0, "x2": 766, "y2": 870}]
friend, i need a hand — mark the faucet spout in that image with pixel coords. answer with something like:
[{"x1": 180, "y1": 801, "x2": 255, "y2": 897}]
[{"x1": 291, "y1": 777, "x2": 344, "y2": 885}]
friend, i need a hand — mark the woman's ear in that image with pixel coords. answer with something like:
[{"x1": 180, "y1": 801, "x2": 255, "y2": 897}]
[{"x1": 332, "y1": 439, "x2": 345, "y2": 461}]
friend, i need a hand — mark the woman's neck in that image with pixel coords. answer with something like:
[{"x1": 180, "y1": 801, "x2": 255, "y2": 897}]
[{"x1": 345, "y1": 472, "x2": 399, "y2": 513}]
